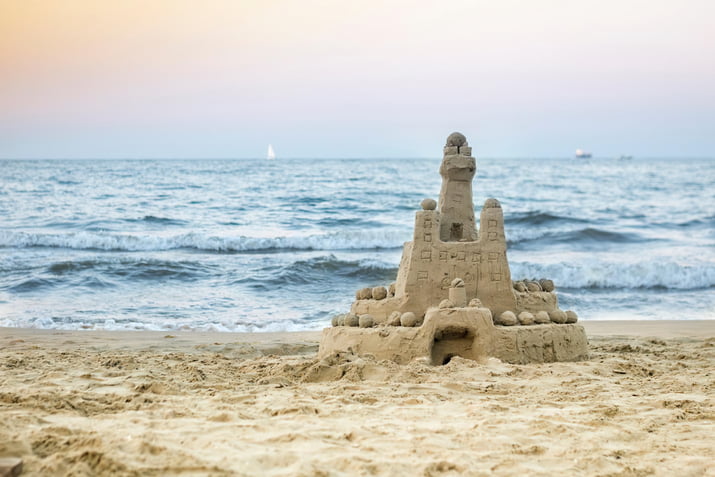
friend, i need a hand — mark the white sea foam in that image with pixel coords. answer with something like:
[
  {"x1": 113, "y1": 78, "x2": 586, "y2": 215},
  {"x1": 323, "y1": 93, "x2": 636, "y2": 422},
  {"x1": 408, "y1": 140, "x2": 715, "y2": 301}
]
[
  {"x1": 511, "y1": 260, "x2": 715, "y2": 290},
  {"x1": 0, "y1": 226, "x2": 604, "y2": 252},
  {"x1": 0, "y1": 316, "x2": 327, "y2": 333},
  {"x1": 0, "y1": 230, "x2": 407, "y2": 252}
]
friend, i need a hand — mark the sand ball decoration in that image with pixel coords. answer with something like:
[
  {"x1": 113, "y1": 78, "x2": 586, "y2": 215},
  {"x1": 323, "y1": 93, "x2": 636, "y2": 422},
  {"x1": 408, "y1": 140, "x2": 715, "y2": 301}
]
[
  {"x1": 371, "y1": 286, "x2": 387, "y2": 300},
  {"x1": 518, "y1": 311, "x2": 535, "y2": 325},
  {"x1": 534, "y1": 311, "x2": 551, "y2": 324},
  {"x1": 565, "y1": 310, "x2": 578, "y2": 323},
  {"x1": 359, "y1": 314, "x2": 375, "y2": 328},
  {"x1": 539, "y1": 279, "x2": 555, "y2": 292},
  {"x1": 548, "y1": 310, "x2": 567, "y2": 324},
  {"x1": 400, "y1": 312, "x2": 418, "y2": 327},
  {"x1": 421, "y1": 198, "x2": 437, "y2": 210},
  {"x1": 496, "y1": 311, "x2": 518, "y2": 326},
  {"x1": 526, "y1": 281, "x2": 542, "y2": 292},
  {"x1": 387, "y1": 311, "x2": 402, "y2": 326}
]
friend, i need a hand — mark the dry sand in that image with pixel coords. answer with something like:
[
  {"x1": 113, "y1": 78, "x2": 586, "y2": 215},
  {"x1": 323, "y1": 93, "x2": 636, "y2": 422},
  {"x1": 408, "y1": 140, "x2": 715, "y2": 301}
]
[{"x1": 1, "y1": 321, "x2": 713, "y2": 476}]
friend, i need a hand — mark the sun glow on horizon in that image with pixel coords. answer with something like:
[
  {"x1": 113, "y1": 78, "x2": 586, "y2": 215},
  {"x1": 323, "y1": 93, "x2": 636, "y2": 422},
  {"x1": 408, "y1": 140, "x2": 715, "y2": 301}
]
[{"x1": 1, "y1": 0, "x2": 714, "y2": 158}]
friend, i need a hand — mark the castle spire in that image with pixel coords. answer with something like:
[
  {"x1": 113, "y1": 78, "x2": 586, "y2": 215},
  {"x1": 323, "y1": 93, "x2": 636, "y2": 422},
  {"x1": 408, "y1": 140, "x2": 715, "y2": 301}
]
[{"x1": 438, "y1": 132, "x2": 477, "y2": 242}]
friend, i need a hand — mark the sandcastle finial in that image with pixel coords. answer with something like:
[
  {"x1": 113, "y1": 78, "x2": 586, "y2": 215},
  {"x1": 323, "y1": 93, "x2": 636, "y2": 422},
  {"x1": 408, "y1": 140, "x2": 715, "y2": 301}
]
[{"x1": 445, "y1": 132, "x2": 468, "y2": 147}]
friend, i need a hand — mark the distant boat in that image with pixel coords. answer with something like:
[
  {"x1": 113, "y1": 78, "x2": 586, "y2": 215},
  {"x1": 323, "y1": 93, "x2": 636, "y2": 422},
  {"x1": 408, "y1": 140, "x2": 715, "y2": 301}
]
[
  {"x1": 618, "y1": 155, "x2": 633, "y2": 160},
  {"x1": 266, "y1": 144, "x2": 276, "y2": 160},
  {"x1": 575, "y1": 149, "x2": 592, "y2": 159}
]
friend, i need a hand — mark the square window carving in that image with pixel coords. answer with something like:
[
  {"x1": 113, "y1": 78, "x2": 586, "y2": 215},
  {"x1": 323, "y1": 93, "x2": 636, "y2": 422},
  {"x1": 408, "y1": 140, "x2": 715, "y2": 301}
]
[{"x1": 450, "y1": 223, "x2": 463, "y2": 240}]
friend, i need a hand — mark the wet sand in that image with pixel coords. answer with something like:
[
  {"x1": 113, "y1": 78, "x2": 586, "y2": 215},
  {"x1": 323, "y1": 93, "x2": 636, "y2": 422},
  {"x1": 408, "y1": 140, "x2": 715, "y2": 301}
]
[{"x1": 1, "y1": 321, "x2": 713, "y2": 476}]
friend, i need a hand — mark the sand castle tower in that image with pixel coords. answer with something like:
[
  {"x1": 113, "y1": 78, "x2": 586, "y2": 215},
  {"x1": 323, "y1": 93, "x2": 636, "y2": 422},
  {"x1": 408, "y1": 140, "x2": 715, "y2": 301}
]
[{"x1": 320, "y1": 133, "x2": 588, "y2": 365}]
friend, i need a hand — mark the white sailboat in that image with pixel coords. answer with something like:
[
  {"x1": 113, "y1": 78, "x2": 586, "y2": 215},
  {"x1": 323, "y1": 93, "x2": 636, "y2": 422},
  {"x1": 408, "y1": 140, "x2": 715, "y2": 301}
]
[{"x1": 266, "y1": 144, "x2": 276, "y2": 160}]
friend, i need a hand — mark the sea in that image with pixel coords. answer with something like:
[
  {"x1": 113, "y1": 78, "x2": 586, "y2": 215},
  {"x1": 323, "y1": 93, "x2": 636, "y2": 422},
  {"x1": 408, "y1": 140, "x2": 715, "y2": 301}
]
[{"x1": 1, "y1": 157, "x2": 713, "y2": 332}]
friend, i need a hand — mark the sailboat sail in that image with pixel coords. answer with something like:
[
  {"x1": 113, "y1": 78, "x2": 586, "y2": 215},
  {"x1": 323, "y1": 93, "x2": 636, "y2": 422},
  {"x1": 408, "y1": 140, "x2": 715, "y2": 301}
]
[{"x1": 267, "y1": 144, "x2": 276, "y2": 160}]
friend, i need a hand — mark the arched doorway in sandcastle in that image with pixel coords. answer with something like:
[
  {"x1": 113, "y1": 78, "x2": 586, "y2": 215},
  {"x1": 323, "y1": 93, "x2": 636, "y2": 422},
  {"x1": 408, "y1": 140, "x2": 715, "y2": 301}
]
[{"x1": 430, "y1": 323, "x2": 479, "y2": 365}]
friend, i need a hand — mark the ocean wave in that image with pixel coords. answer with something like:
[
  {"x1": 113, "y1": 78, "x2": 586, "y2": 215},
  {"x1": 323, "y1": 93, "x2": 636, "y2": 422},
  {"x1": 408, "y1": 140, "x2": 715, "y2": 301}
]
[
  {"x1": 553, "y1": 227, "x2": 643, "y2": 244},
  {"x1": 0, "y1": 230, "x2": 407, "y2": 252},
  {"x1": 0, "y1": 316, "x2": 328, "y2": 333},
  {"x1": 46, "y1": 258, "x2": 216, "y2": 279},
  {"x1": 0, "y1": 223, "x2": 659, "y2": 254},
  {"x1": 506, "y1": 226, "x2": 647, "y2": 246},
  {"x1": 7, "y1": 275, "x2": 117, "y2": 293},
  {"x1": 506, "y1": 211, "x2": 589, "y2": 226},
  {"x1": 130, "y1": 215, "x2": 189, "y2": 226},
  {"x1": 511, "y1": 260, "x2": 715, "y2": 290},
  {"x1": 238, "y1": 255, "x2": 397, "y2": 289},
  {"x1": 3, "y1": 258, "x2": 218, "y2": 292}
]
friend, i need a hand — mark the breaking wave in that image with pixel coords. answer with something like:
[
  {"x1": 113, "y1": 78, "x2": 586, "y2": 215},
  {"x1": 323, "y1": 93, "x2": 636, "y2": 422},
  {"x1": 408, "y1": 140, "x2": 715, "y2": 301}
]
[
  {"x1": 511, "y1": 260, "x2": 715, "y2": 290},
  {"x1": 506, "y1": 227, "x2": 647, "y2": 246},
  {"x1": 238, "y1": 255, "x2": 397, "y2": 290},
  {"x1": 0, "y1": 225, "x2": 650, "y2": 253},
  {"x1": 506, "y1": 211, "x2": 589, "y2": 227},
  {"x1": 4, "y1": 258, "x2": 218, "y2": 292},
  {"x1": 0, "y1": 230, "x2": 407, "y2": 252}
]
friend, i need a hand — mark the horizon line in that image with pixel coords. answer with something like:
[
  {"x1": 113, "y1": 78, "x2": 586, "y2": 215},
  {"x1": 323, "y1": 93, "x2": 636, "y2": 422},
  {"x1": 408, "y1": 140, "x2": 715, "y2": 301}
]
[{"x1": 1, "y1": 156, "x2": 715, "y2": 161}]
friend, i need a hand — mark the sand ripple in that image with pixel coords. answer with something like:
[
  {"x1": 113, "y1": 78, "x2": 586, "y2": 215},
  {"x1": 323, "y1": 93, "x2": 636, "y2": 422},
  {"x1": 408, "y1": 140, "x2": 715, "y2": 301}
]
[{"x1": 0, "y1": 331, "x2": 713, "y2": 476}]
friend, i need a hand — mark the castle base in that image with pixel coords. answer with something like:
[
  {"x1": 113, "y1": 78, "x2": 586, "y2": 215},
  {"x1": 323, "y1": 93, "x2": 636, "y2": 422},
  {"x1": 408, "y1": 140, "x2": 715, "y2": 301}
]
[{"x1": 319, "y1": 307, "x2": 588, "y2": 365}]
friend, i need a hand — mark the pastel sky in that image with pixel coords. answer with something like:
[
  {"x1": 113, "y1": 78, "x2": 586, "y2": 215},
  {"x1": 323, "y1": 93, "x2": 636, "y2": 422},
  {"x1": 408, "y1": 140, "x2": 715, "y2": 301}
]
[{"x1": 1, "y1": 0, "x2": 713, "y2": 158}]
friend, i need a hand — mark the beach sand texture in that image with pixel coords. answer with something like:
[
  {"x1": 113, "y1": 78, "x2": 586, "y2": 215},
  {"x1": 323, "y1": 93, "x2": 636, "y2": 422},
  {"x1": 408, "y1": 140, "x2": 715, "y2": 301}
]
[{"x1": 1, "y1": 321, "x2": 713, "y2": 476}]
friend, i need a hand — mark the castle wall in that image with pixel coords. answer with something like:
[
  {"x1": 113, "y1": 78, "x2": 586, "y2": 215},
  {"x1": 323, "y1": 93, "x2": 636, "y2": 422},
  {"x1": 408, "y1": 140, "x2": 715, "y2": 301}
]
[
  {"x1": 393, "y1": 202, "x2": 517, "y2": 317},
  {"x1": 320, "y1": 307, "x2": 588, "y2": 365}
]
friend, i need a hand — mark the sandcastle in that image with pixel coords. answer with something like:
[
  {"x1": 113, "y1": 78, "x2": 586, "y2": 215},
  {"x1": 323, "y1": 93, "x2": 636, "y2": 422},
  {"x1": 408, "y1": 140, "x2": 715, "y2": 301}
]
[{"x1": 319, "y1": 132, "x2": 588, "y2": 365}]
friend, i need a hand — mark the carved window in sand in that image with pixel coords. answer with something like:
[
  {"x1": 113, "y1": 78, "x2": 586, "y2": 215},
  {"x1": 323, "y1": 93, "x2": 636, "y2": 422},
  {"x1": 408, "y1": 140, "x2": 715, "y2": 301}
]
[
  {"x1": 450, "y1": 223, "x2": 463, "y2": 241},
  {"x1": 488, "y1": 252, "x2": 502, "y2": 281},
  {"x1": 487, "y1": 219, "x2": 498, "y2": 240}
]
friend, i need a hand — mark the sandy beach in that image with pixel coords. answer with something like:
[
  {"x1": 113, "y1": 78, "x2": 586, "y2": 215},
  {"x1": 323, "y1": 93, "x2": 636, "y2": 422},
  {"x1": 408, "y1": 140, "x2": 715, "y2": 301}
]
[{"x1": 1, "y1": 321, "x2": 713, "y2": 476}]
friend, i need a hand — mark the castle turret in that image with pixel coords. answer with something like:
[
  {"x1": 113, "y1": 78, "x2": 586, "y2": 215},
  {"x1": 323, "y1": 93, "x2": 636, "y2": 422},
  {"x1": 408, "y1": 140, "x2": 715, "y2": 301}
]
[
  {"x1": 438, "y1": 132, "x2": 477, "y2": 242},
  {"x1": 476, "y1": 198, "x2": 516, "y2": 314}
]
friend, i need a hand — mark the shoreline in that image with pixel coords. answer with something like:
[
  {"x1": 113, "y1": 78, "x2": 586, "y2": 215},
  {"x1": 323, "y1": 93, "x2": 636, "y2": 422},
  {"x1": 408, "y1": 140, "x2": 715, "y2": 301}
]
[{"x1": 2, "y1": 320, "x2": 714, "y2": 353}]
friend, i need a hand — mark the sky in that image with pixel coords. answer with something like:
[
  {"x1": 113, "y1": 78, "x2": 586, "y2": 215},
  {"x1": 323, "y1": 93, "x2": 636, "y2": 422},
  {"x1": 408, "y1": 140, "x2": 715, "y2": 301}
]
[{"x1": 1, "y1": 0, "x2": 714, "y2": 159}]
